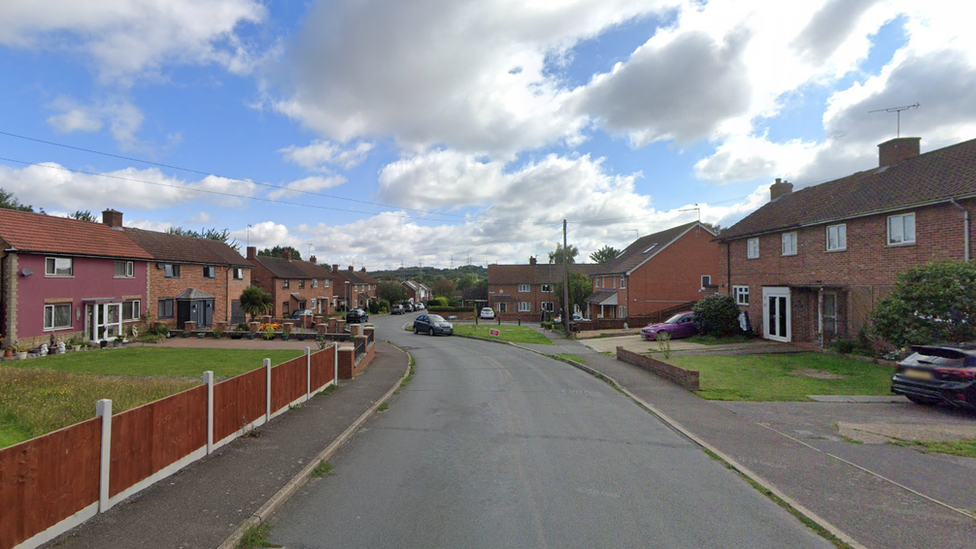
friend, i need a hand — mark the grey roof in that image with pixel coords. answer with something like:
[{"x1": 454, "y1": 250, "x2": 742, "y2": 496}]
[
  {"x1": 123, "y1": 227, "x2": 250, "y2": 267},
  {"x1": 176, "y1": 288, "x2": 215, "y2": 300},
  {"x1": 251, "y1": 255, "x2": 330, "y2": 279}
]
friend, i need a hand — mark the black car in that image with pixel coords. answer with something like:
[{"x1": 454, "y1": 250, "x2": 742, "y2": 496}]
[
  {"x1": 346, "y1": 308, "x2": 369, "y2": 323},
  {"x1": 891, "y1": 344, "x2": 976, "y2": 409},
  {"x1": 413, "y1": 314, "x2": 453, "y2": 336}
]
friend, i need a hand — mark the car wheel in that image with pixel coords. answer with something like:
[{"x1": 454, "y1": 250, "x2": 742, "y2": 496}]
[
  {"x1": 906, "y1": 394, "x2": 939, "y2": 406},
  {"x1": 429, "y1": 327, "x2": 435, "y2": 336},
  {"x1": 413, "y1": 326, "x2": 418, "y2": 334}
]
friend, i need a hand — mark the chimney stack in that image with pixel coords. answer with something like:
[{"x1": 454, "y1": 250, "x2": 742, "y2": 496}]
[
  {"x1": 102, "y1": 209, "x2": 123, "y2": 228},
  {"x1": 310, "y1": 255, "x2": 317, "y2": 264},
  {"x1": 769, "y1": 178, "x2": 794, "y2": 201},
  {"x1": 247, "y1": 246, "x2": 256, "y2": 260},
  {"x1": 878, "y1": 137, "x2": 921, "y2": 168},
  {"x1": 333, "y1": 264, "x2": 340, "y2": 273},
  {"x1": 348, "y1": 266, "x2": 354, "y2": 271},
  {"x1": 283, "y1": 249, "x2": 291, "y2": 261},
  {"x1": 529, "y1": 256, "x2": 537, "y2": 265}
]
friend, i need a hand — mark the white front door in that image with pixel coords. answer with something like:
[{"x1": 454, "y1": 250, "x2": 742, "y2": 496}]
[
  {"x1": 762, "y1": 287, "x2": 791, "y2": 342},
  {"x1": 86, "y1": 303, "x2": 123, "y2": 342}
]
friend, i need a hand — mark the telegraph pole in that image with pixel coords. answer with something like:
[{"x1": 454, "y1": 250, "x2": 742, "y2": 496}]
[{"x1": 563, "y1": 219, "x2": 570, "y2": 333}]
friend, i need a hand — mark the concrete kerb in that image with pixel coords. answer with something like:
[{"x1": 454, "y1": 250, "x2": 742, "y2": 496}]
[
  {"x1": 504, "y1": 339, "x2": 869, "y2": 549},
  {"x1": 216, "y1": 344, "x2": 412, "y2": 549}
]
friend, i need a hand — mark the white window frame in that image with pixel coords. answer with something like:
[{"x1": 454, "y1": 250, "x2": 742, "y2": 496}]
[
  {"x1": 45, "y1": 257, "x2": 73, "y2": 277},
  {"x1": 497, "y1": 302, "x2": 508, "y2": 313},
  {"x1": 122, "y1": 300, "x2": 141, "y2": 321},
  {"x1": 701, "y1": 275, "x2": 712, "y2": 289},
  {"x1": 518, "y1": 301, "x2": 530, "y2": 312},
  {"x1": 233, "y1": 267, "x2": 243, "y2": 280},
  {"x1": 44, "y1": 303, "x2": 72, "y2": 330},
  {"x1": 781, "y1": 232, "x2": 797, "y2": 256},
  {"x1": 518, "y1": 284, "x2": 530, "y2": 293},
  {"x1": 324, "y1": 279, "x2": 330, "y2": 288},
  {"x1": 826, "y1": 224, "x2": 847, "y2": 251},
  {"x1": 747, "y1": 238, "x2": 759, "y2": 259},
  {"x1": 541, "y1": 284, "x2": 553, "y2": 293},
  {"x1": 887, "y1": 213, "x2": 916, "y2": 245},
  {"x1": 732, "y1": 285, "x2": 749, "y2": 306},
  {"x1": 620, "y1": 277, "x2": 626, "y2": 289},
  {"x1": 541, "y1": 301, "x2": 554, "y2": 311},
  {"x1": 114, "y1": 260, "x2": 134, "y2": 278},
  {"x1": 313, "y1": 279, "x2": 318, "y2": 288}
]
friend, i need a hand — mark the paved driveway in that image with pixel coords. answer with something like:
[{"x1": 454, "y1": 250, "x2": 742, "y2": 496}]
[{"x1": 578, "y1": 333, "x2": 803, "y2": 356}]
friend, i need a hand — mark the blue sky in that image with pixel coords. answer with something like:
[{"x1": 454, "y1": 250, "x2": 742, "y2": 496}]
[{"x1": 1, "y1": 0, "x2": 974, "y2": 270}]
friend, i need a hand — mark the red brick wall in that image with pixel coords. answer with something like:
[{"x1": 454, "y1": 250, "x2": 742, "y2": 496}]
[
  {"x1": 272, "y1": 279, "x2": 335, "y2": 317},
  {"x1": 720, "y1": 200, "x2": 976, "y2": 341},
  {"x1": 151, "y1": 264, "x2": 249, "y2": 327},
  {"x1": 488, "y1": 282, "x2": 558, "y2": 315}
]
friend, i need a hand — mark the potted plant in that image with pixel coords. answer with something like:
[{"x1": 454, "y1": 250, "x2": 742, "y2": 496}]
[
  {"x1": 69, "y1": 337, "x2": 82, "y2": 352},
  {"x1": 213, "y1": 327, "x2": 223, "y2": 340},
  {"x1": 282, "y1": 324, "x2": 291, "y2": 341},
  {"x1": 113, "y1": 337, "x2": 123, "y2": 348},
  {"x1": 15, "y1": 344, "x2": 29, "y2": 360},
  {"x1": 263, "y1": 324, "x2": 275, "y2": 341}
]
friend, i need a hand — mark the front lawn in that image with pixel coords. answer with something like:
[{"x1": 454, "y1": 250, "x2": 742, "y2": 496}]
[
  {"x1": 668, "y1": 353, "x2": 895, "y2": 401},
  {"x1": 453, "y1": 325, "x2": 553, "y2": 345},
  {"x1": 6, "y1": 347, "x2": 305, "y2": 378}
]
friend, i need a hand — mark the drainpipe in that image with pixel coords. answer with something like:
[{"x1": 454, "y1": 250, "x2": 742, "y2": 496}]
[{"x1": 950, "y1": 198, "x2": 971, "y2": 261}]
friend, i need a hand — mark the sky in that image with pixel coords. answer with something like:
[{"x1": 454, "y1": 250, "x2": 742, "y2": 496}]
[{"x1": 2, "y1": 0, "x2": 975, "y2": 270}]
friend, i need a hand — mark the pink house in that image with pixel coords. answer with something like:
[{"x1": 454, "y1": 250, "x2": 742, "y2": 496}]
[{"x1": 0, "y1": 208, "x2": 153, "y2": 348}]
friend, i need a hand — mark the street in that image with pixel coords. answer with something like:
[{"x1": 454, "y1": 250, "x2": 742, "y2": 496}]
[{"x1": 266, "y1": 315, "x2": 833, "y2": 548}]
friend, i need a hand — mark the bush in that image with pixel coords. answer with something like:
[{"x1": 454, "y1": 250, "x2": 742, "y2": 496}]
[
  {"x1": 377, "y1": 299, "x2": 390, "y2": 312},
  {"x1": 429, "y1": 296, "x2": 449, "y2": 308},
  {"x1": 427, "y1": 306, "x2": 475, "y2": 313},
  {"x1": 368, "y1": 300, "x2": 379, "y2": 314},
  {"x1": 692, "y1": 294, "x2": 740, "y2": 337}
]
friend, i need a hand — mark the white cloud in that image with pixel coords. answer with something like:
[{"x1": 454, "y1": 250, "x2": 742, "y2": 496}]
[
  {"x1": 0, "y1": 0, "x2": 266, "y2": 82},
  {"x1": 189, "y1": 212, "x2": 214, "y2": 224},
  {"x1": 46, "y1": 97, "x2": 146, "y2": 149},
  {"x1": 279, "y1": 140, "x2": 375, "y2": 171},
  {"x1": 266, "y1": 175, "x2": 347, "y2": 201}
]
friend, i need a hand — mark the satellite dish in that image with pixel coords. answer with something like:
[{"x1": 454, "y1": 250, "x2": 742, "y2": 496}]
[{"x1": 21, "y1": 268, "x2": 32, "y2": 276}]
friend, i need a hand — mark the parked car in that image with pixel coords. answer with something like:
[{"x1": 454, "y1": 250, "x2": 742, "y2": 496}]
[
  {"x1": 554, "y1": 313, "x2": 588, "y2": 323},
  {"x1": 480, "y1": 307, "x2": 495, "y2": 319},
  {"x1": 415, "y1": 303, "x2": 425, "y2": 310},
  {"x1": 289, "y1": 309, "x2": 314, "y2": 319},
  {"x1": 391, "y1": 304, "x2": 405, "y2": 315},
  {"x1": 346, "y1": 308, "x2": 369, "y2": 323},
  {"x1": 891, "y1": 344, "x2": 976, "y2": 409},
  {"x1": 413, "y1": 314, "x2": 453, "y2": 336},
  {"x1": 641, "y1": 312, "x2": 698, "y2": 341}
]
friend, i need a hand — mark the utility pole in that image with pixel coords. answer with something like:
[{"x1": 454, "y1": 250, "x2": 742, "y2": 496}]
[{"x1": 563, "y1": 219, "x2": 570, "y2": 334}]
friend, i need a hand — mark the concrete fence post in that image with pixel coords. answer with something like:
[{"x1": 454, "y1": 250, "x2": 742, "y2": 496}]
[
  {"x1": 265, "y1": 358, "x2": 272, "y2": 421},
  {"x1": 95, "y1": 399, "x2": 112, "y2": 513},
  {"x1": 334, "y1": 342, "x2": 339, "y2": 386},
  {"x1": 305, "y1": 346, "x2": 311, "y2": 400},
  {"x1": 203, "y1": 371, "x2": 214, "y2": 454}
]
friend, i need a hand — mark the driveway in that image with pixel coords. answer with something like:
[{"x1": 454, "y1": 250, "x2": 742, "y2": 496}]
[{"x1": 578, "y1": 333, "x2": 804, "y2": 356}]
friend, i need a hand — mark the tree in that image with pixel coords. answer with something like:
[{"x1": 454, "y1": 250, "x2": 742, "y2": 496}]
[
  {"x1": 258, "y1": 245, "x2": 302, "y2": 261},
  {"x1": 0, "y1": 188, "x2": 33, "y2": 212},
  {"x1": 168, "y1": 226, "x2": 241, "y2": 251},
  {"x1": 239, "y1": 286, "x2": 273, "y2": 320},
  {"x1": 378, "y1": 281, "x2": 408, "y2": 304},
  {"x1": 70, "y1": 210, "x2": 98, "y2": 222},
  {"x1": 589, "y1": 245, "x2": 621, "y2": 265},
  {"x1": 555, "y1": 271, "x2": 592, "y2": 315},
  {"x1": 548, "y1": 244, "x2": 578, "y2": 265},
  {"x1": 871, "y1": 261, "x2": 976, "y2": 346},
  {"x1": 432, "y1": 277, "x2": 456, "y2": 298},
  {"x1": 701, "y1": 221, "x2": 722, "y2": 235},
  {"x1": 692, "y1": 294, "x2": 740, "y2": 337}
]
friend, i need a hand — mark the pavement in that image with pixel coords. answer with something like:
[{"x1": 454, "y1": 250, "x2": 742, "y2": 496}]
[
  {"x1": 517, "y1": 329, "x2": 976, "y2": 549},
  {"x1": 44, "y1": 339, "x2": 407, "y2": 549}
]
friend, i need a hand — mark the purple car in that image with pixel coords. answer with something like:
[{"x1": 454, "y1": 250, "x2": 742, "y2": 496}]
[{"x1": 641, "y1": 312, "x2": 698, "y2": 341}]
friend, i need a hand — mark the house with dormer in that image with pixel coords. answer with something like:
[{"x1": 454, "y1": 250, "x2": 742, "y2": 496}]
[{"x1": 715, "y1": 137, "x2": 976, "y2": 345}]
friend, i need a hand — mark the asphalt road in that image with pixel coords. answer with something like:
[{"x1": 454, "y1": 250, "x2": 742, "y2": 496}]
[{"x1": 267, "y1": 315, "x2": 834, "y2": 548}]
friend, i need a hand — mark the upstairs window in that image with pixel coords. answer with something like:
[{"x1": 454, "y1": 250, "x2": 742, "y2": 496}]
[
  {"x1": 518, "y1": 284, "x2": 530, "y2": 293},
  {"x1": 313, "y1": 279, "x2": 318, "y2": 288},
  {"x1": 620, "y1": 277, "x2": 626, "y2": 289},
  {"x1": 888, "y1": 213, "x2": 916, "y2": 245},
  {"x1": 826, "y1": 224, "x2": 847, "y2": 251},
  {"x1": 747, "y1": 238, "x2": 759, "y2": 259},
  {"x1": 324, "y1": 279, "x2": 330, "y2": 288},
  {"x1": 701, "y1": 275, "x2": 712, "y2": 289},
  {"x1": 299, "y1": 279, "x2": 306, "y2": 289},
  {"x1": 283, "y1": 279, "x2": 290, "y2": 289},
  {"x1": 203, "y1": 266, "x2": 216, "y2": 278},
  {"x1": 541, "y1": 284, "x2": 553, "y2": 293},
  {"x1": 233, "y1": 267, "x2": 244, "y2": 280},
  {"x1": 46, "y1": 257, "x2": 73, "y2": 276},
  {"x1": 164, "y1": 264, "x2": 180, "y2": 278},
  {"x1": 781, "y1": 232, "x2": 797, "y2": 256},
  {"x1": 114, "y1": 261, "x2": 134, "y2": 278}
]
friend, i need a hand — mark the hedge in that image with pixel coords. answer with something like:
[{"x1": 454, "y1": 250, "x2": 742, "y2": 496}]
[{"x1": 427, "y1": 306, "x2": 475, "y2": 313}]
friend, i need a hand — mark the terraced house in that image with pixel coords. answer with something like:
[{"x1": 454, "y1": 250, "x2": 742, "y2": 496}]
[
  {"x1": 716, "y1": 137, "x2": 976, "y2": 345},
  {"x1": 0, "y1": 208, "x2": 153, "y2": 348},
  {"x1": 332, "y1": 265, "x2": 378, "y2": 310},
  {"x1": 487, "y1": 259, "x2": 602, "y2": 318},
  {"x1": 247, "y1": 247, "x2": 335, "y2": 317}
]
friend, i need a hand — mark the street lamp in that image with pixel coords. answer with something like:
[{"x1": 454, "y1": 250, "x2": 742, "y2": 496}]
[{"x1": 344, "y1": 281, "x2": 350, "y2": 312}]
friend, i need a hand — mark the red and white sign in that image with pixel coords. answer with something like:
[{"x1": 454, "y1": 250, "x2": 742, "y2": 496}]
[{"x1": 489, "y1": 329, "x2": 500, "y2": 336}]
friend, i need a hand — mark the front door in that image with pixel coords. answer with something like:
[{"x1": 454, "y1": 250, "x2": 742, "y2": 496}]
[
  {"x1": 86, "y1": 303, "x2": 122, "y2": 342},
  {"x1": 762, "y1": 287, "x2": 791, "y2": 342}
]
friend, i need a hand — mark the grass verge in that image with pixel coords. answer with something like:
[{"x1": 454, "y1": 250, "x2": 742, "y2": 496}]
[
  {"x1": 237, "y1": 522, "x2": 281, "y2": 549},
  {"x1": 668, "y1": 353, "x2": 894, "y2": 401},
  {"x1": 687, "y1": 334, "x2": 753, "y2": 345},
  {"x1": 890, "y1": 439, "x2": 976, "y2": 458},
  {"x1": 551, "y1": 353, "x2": 586, "y2": 364},
  {"x1": 453, "y1": 325, "x2": 553, "y2": 345}
]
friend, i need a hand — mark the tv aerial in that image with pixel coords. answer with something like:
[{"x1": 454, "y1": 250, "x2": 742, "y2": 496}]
[{"x1": 868, "y1": 103, "x2": 920, "y2": 138}]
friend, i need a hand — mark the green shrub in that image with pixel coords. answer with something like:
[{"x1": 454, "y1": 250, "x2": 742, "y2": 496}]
[
  {"x1": 427, "y1": 306, "x2": 475, "y2": 313},
  {"x1": 368, "y1": 300, "x2": 379, "y2": 314},
  {"x1": 691, "y1": 294, "x2": 740, "y2": 337},
  {"x1": 377, "y1": 299, "x2": 390, "y2": 312},
  {"x1": 429, "y1": 296, "x2": 449, "y2": 307}
]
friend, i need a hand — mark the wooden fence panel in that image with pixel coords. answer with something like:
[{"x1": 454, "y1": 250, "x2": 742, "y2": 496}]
[
  {"x1": 0, "y1": 418, "x2": 101, "y2": 549},
  {"x1": 213, "y1": 367, "x2": 267, "y2": 442},
  {"x1": 310, "y1": 347, "x2": 335, "y2": 391},
  {"x1": 271, "y1": 357, "x2": 307, "y2": 413},
  {"x1": 109, "y1": 385, "x2": 207, "y2": 497}
]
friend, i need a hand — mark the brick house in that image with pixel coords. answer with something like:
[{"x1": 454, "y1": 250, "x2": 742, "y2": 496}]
[
  {"x1": 401, "y1": 280, "x2": 431, "y2": 304},
  {"x1": 715, "y1": 137, "x2": 976, "y2": 345},
  {"x1": 487, "y1": 259, "x2": 602, "y2": 318},
  {"x1": 0, "y1": 208, "x2": 153, "y2": 347},
  {"x1": 331, "y1": 266, "x2": 378, "y2": 310},
  {"x1": 585, "y1": 221, "x2": 720, "y2": 321},
  {"x1": 246, "y1": 247, "x2": 336, "y2": 317},
  {"x1": 115, "y1": 211, "x2": 252, "y2": 330}
]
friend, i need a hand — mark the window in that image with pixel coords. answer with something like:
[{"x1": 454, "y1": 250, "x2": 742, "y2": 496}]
[
  {"x1": 313, "y1": 279, "x2": 318, "y2": 288},
  {"x1": 122, "y1": 300, "x2": 140, "y2": 321},
  {"x1": 44, "y1": 304, "x2": 72, "y2": 330},
  {"x1": 233, "y1": 267, "x2": 243, "y2": 280},
  {"x1": 823, "y1": 293, "x2": 838, "y2": 335},
  {"x1": 747, "y1": 238, "x2": 759, "y2": 259},
  {"x1": 620, "y1": 277, "x2": 626, "y2": 289},
  {"x1": 203, "y1": 266, "x2": 216, "y2": 279},
  {"x1": 701, "y1": 275, "x2": 712, "y2": 289},
  {"x1": 45, "y1": 257, "x2": 73, "y2": 276},
  {"x1": 114, "y1": 261, "x2": 134, "y2": 278},
  {"x1": 282, "y1": 302, "x2": 290, "y2": 315},
  {"x1": 158, "y1": 299, "x2": 175, "y2": 319},
  {"x1": 541, "y1": 284, "x2": 553, "y2": 293},
  {"x1": 611, "y1": 277, "x2": 617, "y2": 289},
  {"x1": 826, "y1": 224, "x2": 847, "y2": 251},
  {"x1": 542, "y1": 301, "x2": 554, "y2": 311},
  {"x1": 299, "y1": 279, "x2": 306, "y2": 289},
  {"x1": 283, "y1": 279, "x2": 290, "y2": 289},
  {"x1": 164, "y1": 264, "x2": 180, "y2": 278},
  {"x1": 781, "y1": 232, "x2": 797, "y2": 256},
  {"x1": 497, "y1": 302, "x2": 508, "y2": 313},
  {"x1": 324, "y1": 279, "x2": 330, "y2": 288},
  {"x1": 518, "y1": 284, "x2": 530, "y2": 293},
  {"x1": 518, "y1": 301, "x2": 530, "y2": 312},
  {"x1": 733, "y1": 285, "x2": 749, "y2": 306},
  {"x1": 888, "y1": 213, "x2": 916, "y2": 245}
]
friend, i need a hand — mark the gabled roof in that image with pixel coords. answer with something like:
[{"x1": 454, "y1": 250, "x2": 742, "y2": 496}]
[
  {"x1": 0, "y1": 208, "x2": 152, "y2": 260},
  {"x1": 487, "y1": 263, "x2": 602, "y2": 285},
  {"x1": 250, "y1": 255, "x2": 330, "y2": 279},
  {"x1": 122, "y1": 227, "x2": 250, "y2": 267},
  {"x1": 594, "y1": 221, "x2": 710, "y2": 276},
  {"x1": 176, "y1": 288, "x2": 215, "y2": 300},
  {"x1": 718, "y1": 137, "x2": 976, "y2": 240},
  {"x1": 332, "y1": 268, "x2": 377, "y2": 285}
]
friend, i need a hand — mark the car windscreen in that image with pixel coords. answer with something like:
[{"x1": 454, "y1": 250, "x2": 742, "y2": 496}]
[
  {"x1": 664, "y1": 313, "x2": 684, "y2": 324},
  {"x1": 429, "y1": 315, "x2": 446, "y2": 323}
]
